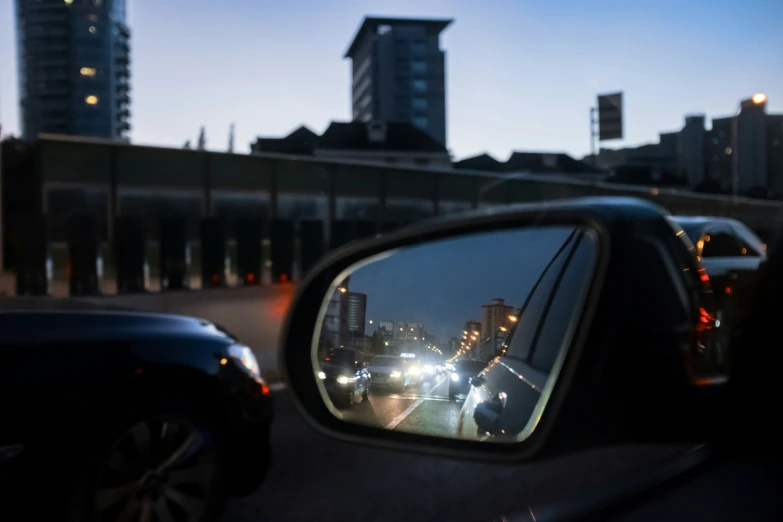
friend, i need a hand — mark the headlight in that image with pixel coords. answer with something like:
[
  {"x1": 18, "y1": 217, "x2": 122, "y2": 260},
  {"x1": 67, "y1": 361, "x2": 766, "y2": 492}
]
[
  {"x1": 423, "y1": 365, "x2": 434, "y2": 374},
  {"x1": 317, "y1": 371, "x2": 326, "y2": 380},
  {"x1": 390, "y1": 370, "x2": 402, "y2": 379},
  {"x1": 227, "y1": 344, "x2": 261, "y2": 381},
  {"x1": 410, "y1": 367, "x2": 421, "y2": 376},
  {"x1": 451, "y1": 373, "x2": 459, "y2": 382},
  {"x1": 337, "y1": 376, "x2": 353, "y2": 385}
]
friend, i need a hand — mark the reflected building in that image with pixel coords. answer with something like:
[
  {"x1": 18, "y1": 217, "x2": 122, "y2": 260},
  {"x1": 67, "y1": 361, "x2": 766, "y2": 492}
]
[
  {"x1": 481, "y1": 298, "x2": 514, "y2": 345},
  {"x1": 340, "y1": 291, "x2": 367, "y2": 347}
]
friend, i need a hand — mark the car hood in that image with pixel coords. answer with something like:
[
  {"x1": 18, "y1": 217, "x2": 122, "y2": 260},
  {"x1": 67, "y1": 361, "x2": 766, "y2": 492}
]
[{"x1": 0, "y1": 309, "x2": 235, "y2": 345}]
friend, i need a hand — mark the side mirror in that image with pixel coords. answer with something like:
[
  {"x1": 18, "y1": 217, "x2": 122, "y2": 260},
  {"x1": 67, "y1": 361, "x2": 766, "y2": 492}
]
[
  {"x1": 280, "y1": 198, "x2": 726, "y2": 463},
  {"x1": 469, "y1": 375, "x2": 486, "y2": 387}
]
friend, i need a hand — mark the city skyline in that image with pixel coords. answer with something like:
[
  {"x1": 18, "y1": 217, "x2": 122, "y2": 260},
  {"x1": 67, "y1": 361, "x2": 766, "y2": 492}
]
[
  {"x1": 1, "y1": 0, "x2": 781, "y2": 159},
  {"x1": 344, "y1": 226, "x2": 573, "y2": 341}
]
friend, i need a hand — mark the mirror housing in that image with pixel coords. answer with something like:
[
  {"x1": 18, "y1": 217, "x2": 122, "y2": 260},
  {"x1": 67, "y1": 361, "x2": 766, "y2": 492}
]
[{"x1": 280, "y1": 197, "x2": 726, "y2": 462}]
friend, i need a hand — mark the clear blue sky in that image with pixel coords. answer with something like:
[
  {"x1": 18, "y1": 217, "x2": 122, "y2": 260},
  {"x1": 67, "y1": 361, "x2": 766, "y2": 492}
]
[{"x1": 1, "y1": 0, "x2": 781, "y2": 159}]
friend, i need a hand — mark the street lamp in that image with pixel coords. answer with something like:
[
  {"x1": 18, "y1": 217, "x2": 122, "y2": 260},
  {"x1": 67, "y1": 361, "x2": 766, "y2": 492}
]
[
  {"x1": 508, "y1": 315, "x2": 518, "y2": 322},
  {"x1": 752, "y1": 93, "x2": 767, "y2": 105}
]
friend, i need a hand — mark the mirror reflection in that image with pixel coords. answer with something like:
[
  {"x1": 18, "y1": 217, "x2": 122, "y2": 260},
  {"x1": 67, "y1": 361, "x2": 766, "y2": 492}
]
[{"x1": 314, "y1": 226, "x2": 599, "y2": 442}]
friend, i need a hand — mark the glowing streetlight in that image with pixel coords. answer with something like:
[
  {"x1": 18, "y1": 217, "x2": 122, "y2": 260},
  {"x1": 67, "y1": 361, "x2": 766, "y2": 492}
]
[
  {"x1": 508, "y1": 315, "x2": 518, "y2": 322},
  {"x1": 752, "y1": 93, "x2": 767, "y2": 105},
  {"x1": 499, "y1": 326, "x2": 507, "y2": 332},
  {"x1": 338, "y1": 287, "x2": 346, "y2": 293},
  {"x1": 369, "y1": 320, "x2": 373, "y2": 324}
]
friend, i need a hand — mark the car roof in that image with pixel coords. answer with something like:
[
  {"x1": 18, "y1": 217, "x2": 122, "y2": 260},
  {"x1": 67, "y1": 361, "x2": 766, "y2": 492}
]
[
  {"x1": 671, "y1": 215, "x2": 746, "y2": 228},
  {"x1": 0, "y1": 308, "x2": 234, "y2": 345}
]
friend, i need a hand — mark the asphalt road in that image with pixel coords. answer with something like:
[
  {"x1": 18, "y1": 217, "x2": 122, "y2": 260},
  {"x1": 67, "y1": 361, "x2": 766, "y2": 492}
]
[
  {"x1": 338, "y1": 374, "x2": 464, "y2": 438},
  {"x1": 223, "y1": 389, "x2": 689, "y2": 522}
]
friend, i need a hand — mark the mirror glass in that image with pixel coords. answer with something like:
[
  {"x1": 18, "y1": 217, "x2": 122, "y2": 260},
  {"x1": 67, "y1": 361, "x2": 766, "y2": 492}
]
[{"x1": 313, "y1": 225, "x2": 599, "y2": 442}]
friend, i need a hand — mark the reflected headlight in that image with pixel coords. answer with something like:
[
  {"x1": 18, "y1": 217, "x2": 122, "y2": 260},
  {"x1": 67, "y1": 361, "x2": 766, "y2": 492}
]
[
  {"x1": 227, "y1": 344, "x2": 262, "y2": 382},
  {"x1": 317, "y1": 371, "x2": 326, "y2": 380},
  {"x1": 337, "y1": 376, "x2": 353, "y2": 385},
  {"x1": 451, "y1": 373, "x2": 460, "y2": 382},
  {"x1": 390, "y1": 370, "x2": 402, "y2": 379}
]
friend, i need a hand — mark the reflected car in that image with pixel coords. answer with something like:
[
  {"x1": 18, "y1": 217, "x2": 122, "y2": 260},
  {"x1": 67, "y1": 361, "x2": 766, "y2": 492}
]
[
  {"x1": 673, "y1": 216, "x2": 765, "y2": 325},
  {"x1": 449, "y1": 360, "x2": 488, "y2": 400},
  {"x1": 318, "y1": 349, "x2": 370, "y2": 408},
  {"x1": 367, "y1": 355, "x2": 411, "y2": 393},
  {"x1": 0, "y1": 309, "x2": 273, "y2": 521},
  {"x1": 406, "y1": 359, "x2": 425, "y2": 385}
]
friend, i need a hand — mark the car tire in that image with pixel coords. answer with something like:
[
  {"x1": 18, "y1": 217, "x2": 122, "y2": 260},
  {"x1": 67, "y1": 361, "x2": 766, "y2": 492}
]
[{"x1": 65, "y1": 394, "x2": 228, "y2": 522}]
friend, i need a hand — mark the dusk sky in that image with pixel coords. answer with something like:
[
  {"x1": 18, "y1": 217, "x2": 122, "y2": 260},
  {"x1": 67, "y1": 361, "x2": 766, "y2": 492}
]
[
  {"x1": 1, "y1": 0, "x2": 781, "y2": 159},
  {"x1": 347, "y1": 227, "x2": 574, "y2": 340}
]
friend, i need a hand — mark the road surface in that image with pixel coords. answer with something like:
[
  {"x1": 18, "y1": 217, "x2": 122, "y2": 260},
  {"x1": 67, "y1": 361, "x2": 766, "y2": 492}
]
[
  {"x1": 338, "y1": 374, "x2": 464, "y2": 438},
  {"x1": 223, "y1": 390, "x2": 688, "y2": 522}
]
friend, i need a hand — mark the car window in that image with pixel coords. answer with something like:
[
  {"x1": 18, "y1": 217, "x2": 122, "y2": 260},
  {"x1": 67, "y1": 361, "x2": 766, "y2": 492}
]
[
  {"x1": 370, "y1": 356, "x2": 403, "y2": 367},
  {"x1": 456, "y1": 360, "x2": 487, "y2": 374},
  {"x1": 325, "y1": 350, "x2": 356, "y2": 364},
  {"x1": 701, "y1": 229, "x2": 744, "y2": 257},
  {"x1": 529, "y1": 233, "x2": 597, "y2": 373},
  {"x1": 731, "y1": 223, "x2": 765, "y2": 256},
  {"x1": 504, "y1": 232, "x2": 576, "y2": 360}
]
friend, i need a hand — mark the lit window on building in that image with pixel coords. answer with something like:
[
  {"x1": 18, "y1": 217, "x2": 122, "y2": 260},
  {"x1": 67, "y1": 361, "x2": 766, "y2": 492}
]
[
  {"x1": 80, "y1": 67, "x2": 97, "y2": 77},
  {"x1": 85, "y1": 95, "x2": 99, "y2": 105},
  {"x1": 412, "y1": 98, "x2": 428, "y2": 111},
  {"x1": 412, "y1": 79, "x2": 427, "y2": 92},
  {"x1": 411, "y1": 61, "x2": 427, "y2": 74}
]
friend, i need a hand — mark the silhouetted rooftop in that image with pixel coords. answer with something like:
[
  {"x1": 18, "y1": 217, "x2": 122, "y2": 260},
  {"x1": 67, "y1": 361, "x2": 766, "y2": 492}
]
[{"x1": 344, "y1": 16, "x2": 453, "y2": 58}]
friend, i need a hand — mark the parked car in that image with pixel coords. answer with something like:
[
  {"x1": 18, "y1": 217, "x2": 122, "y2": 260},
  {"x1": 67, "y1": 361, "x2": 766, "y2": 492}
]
[
  {"x1": 367, "y1": 355, "x2": 411, "y2": 393},
  {"x1": 318, "y1": 348, "x2": 370, "y2": 408},
  {"x1": 0, "y1": 309, "x2": 273, "y2": 521}
]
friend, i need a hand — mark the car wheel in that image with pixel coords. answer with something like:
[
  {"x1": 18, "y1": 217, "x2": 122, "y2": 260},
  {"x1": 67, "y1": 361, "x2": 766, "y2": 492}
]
[{"x1": 67, "y1": 397, "x2": 227, "y2": 522}]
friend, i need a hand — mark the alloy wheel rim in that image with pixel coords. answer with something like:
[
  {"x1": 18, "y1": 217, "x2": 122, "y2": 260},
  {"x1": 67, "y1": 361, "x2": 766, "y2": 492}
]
[{"x1": 93, "y1": 416, "x2": 217, "y2": 522}]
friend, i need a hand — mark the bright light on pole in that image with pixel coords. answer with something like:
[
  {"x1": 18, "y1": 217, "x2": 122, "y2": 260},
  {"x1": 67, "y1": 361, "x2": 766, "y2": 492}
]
[
  {"x1": 508, "y1": 315, "x2": 518, "y2": 322},
  {"x1": 752, "y1": 93, "x2": 767, "y2": 105}
]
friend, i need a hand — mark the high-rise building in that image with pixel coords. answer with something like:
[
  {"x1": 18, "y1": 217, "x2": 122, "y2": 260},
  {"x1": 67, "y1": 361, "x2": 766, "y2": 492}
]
[
  {"x1": 344, "y1": 16, "x2": 452, "y2": 145},
  {"x1": 678, "y1": 115, "x2": 706, "y2": 188},
  {"x1": 15, "y1": 0, "x2": 131, "y2": 141},
  {"x1": 481, "y1": 298, "x2": 514, "y2": 343},
  {"x1": 736, "y1": 97, "x2": 768, "y2": 193}
]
